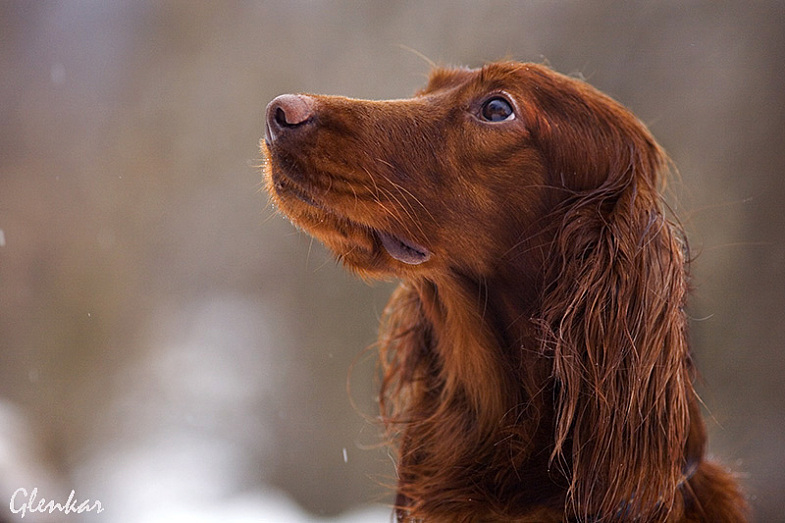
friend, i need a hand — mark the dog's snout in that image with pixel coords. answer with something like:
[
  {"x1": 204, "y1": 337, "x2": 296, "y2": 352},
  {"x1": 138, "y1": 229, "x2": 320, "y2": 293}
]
[{"x1": 265, "y1": 94, "x2": 315, "y2": 143}]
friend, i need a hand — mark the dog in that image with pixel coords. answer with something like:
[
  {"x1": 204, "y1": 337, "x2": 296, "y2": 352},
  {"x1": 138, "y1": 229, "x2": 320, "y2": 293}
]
[{"x1": 262, "y1": 61, "x2": 748, "y2": 522}]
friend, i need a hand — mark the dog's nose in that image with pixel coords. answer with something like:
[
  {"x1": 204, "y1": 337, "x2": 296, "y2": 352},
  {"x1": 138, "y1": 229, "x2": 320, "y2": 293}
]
[{"x1": 265, "y1": 94, "x2": 315, "y2": 143}]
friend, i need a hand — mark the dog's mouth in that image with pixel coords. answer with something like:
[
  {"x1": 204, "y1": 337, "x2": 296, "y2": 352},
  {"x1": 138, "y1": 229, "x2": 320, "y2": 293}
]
[{"x1": 271, "y1": 170, "x2": 432, "y2": 266}]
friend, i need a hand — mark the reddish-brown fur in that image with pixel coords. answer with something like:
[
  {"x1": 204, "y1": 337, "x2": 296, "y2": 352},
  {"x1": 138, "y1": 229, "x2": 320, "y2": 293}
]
[{"x1": 262, "y1": 61, "x2": 748, "y2": 522}]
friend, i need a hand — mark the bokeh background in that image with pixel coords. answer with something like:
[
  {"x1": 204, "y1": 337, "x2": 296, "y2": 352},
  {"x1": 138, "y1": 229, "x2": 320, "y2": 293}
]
[{"x1": 1, "y1": 2, "x2": 783, "y2": 521}]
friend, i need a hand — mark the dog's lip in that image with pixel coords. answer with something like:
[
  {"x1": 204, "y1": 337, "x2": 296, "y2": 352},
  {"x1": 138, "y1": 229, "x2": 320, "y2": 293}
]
[
  {"x1": 273, "y1": 174, "x2": 432, "y2": 265},
  {"x1": 273, "y1": 177, "x2": 324, "y2": 209}
]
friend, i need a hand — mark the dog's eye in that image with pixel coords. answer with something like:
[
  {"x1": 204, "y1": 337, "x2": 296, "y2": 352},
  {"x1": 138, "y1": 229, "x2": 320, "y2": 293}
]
[{"x1": 480, "y1": 97, "x2": 515, "y2": 122}]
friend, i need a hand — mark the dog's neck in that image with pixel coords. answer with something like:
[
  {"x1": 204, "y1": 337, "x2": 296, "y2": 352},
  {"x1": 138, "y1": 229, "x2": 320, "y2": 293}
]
[
  {"x1": 392, "y1": 270, "x2": 567, "y2": 516},
  {"x1": 411, "y1": 264, "x2": 550, "y2": 436}
]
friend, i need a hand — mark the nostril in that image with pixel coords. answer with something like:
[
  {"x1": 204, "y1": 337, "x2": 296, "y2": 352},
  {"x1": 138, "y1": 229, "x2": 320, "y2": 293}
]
[
  {"x1": 265, "y1": 94, "x2": 315, "y2": 143},
  {"x1": 274, "y1": 106, "x2": 289, "y2": 127}
]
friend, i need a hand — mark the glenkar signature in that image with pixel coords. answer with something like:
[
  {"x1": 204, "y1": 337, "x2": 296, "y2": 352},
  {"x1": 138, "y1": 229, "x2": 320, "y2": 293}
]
[{"x1": 9, "y1": 487, "x2": 104, "y2": 518}]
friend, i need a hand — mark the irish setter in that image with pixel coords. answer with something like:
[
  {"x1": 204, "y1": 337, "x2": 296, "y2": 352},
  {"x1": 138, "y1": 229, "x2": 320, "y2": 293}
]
[{"x1": 262, "y1": 61, "x2": 748, "y2": 522}]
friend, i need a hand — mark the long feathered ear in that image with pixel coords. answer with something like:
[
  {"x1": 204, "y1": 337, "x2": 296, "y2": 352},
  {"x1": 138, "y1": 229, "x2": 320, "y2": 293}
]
[{"x1": 536, "y1": 77, "x2": 694, "y2": 521}]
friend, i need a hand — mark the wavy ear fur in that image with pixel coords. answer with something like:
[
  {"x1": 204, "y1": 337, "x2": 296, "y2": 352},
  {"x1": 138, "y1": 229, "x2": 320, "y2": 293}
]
[{"x1": 536, "y1": 78, "x2": 694, "y2": 521}]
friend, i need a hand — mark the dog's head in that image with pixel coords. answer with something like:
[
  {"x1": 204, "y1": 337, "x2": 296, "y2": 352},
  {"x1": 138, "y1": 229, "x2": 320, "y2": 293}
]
[{"x1": 263, "y1": 62, "x2": 664, "y2": 282}]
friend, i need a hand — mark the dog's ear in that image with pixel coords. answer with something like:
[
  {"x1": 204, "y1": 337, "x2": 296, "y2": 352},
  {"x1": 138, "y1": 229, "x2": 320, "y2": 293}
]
[{"x1": 535, "y1": 72, "x2": 694, "y2": 520}]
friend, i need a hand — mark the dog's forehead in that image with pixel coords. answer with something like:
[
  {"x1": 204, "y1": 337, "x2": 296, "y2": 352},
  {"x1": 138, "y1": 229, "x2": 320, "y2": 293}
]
[
  {"x1": 419, "y1": 66, "x2": 475, "y2": 94},
  {"x1": 419, "y1": 61, "x2": 534, "y2": 97}
]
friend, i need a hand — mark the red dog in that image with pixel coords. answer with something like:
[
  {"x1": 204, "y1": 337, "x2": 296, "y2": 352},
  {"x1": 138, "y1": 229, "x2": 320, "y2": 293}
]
[{"x1": 262, "y1": 61, "x2": 748, "y2": 522}]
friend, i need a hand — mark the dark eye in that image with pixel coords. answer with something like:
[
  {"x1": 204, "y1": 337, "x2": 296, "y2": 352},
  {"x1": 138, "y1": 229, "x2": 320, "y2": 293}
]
[{"x1": 480, "y1": 97, "x2": 515, "y2": 122}]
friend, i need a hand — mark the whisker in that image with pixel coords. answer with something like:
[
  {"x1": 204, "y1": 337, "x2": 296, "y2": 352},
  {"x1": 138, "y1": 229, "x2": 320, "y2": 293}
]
[
  {"x1": 374, "y1": 159, "x2": 438, "y2": 223},
  {"x1": 366, "y1": 175, "x2": 429, "y2": 243},
  {"x1": 305, "y1": 236, "x2": 315, "y2": 271}
]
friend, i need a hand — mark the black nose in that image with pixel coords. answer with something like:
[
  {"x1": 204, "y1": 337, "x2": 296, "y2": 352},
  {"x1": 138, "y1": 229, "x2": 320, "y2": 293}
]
[{"x1": 265, "y1": 94, "x2": 315, "y2": 143}]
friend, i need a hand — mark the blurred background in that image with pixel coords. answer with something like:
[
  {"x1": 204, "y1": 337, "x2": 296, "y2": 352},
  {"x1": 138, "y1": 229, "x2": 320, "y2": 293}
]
[{"x1": 1, "y1": 2, "x2": 783, "y2": 521}]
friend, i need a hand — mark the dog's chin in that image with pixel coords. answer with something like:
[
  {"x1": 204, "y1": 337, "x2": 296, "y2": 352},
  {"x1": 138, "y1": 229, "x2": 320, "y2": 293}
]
[{"x1": 266, "y1": 167, "x2": 432, "y2": 275}]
